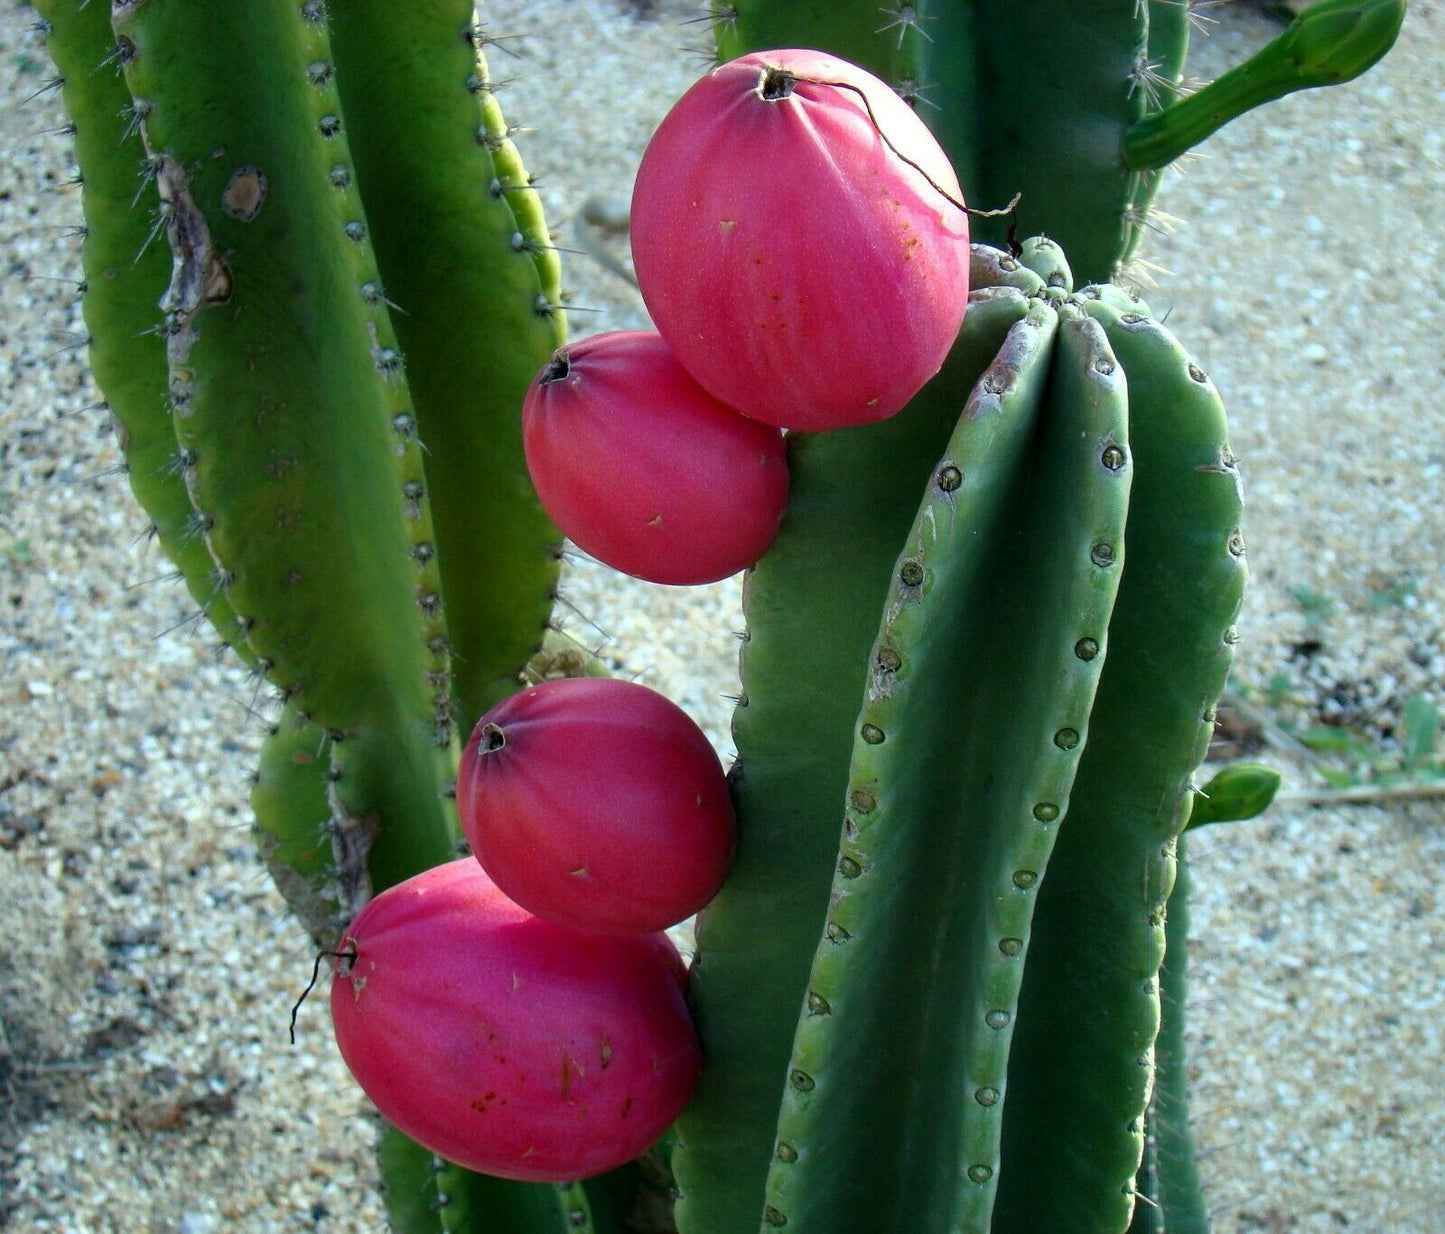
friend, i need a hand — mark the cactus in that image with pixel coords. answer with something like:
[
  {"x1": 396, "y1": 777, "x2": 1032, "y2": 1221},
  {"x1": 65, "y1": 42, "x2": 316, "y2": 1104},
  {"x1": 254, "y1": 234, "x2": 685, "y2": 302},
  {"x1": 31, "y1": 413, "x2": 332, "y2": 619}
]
[{"x1": 29, "y1": 1, "x2": 1403, "y2": 1231}]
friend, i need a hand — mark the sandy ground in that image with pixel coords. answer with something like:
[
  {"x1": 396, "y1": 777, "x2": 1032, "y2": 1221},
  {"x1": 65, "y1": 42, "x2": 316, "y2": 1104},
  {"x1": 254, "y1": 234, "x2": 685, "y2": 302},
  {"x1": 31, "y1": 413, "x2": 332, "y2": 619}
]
[{"x1": 1, "y1": 1, "x2": 1442, "y2": 1230}]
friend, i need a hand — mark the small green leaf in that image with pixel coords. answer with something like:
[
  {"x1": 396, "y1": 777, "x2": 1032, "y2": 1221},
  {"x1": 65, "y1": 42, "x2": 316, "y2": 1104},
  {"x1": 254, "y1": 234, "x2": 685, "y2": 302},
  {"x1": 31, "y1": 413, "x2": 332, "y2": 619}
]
[
  {"x1": 1401, "y1": 695, "x2": 1441, "y2": 773},
  {"x1": 1286, "y1": 585, "x2": 1333, "y2": 627},
  {"x1": 1187, "y1": 762, "x2": 1282, "y2": 828}
]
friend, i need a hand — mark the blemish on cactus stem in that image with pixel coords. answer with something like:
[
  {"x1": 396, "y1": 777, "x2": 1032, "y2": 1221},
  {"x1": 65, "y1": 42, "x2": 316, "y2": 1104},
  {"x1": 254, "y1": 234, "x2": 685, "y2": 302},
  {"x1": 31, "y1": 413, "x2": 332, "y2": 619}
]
[
  {"x1": 1053, "y1": 727, "x2": 1080, "y2": 750},
  {"x1": 1074, "y1": 637, "x2": 1099, "y2": 661},
  {"x1": 318, "y1": 114, "x2": 341, "y2": 138},
  {"x1": 985, "y1": 1009, "x2": 1011, "y2": 1029},
  {"x1": 1093, "y1": 356, "x2": 1117, "y2": 376},
  {"x1": 1012, "y1": 870, "x2": 1038, "y2": 890},
  {"x1": 1032, "y1": 802, "x2": 1059, "y2": 822},
  {"x1": 860, "y1": 723, "x2": 885, "y2": 745},
  {"x1": 1228, "y1": 528, "x2": 1246, "y2": 557},
  {"x1": 966, "y1": 1164, "x2": 993, "y2": 1183},
  {"x1": 838, "y1": 856, "x2": 863, "y2": 879},
  {"x1": 825, "y1": 922, "x2": 851, "y2": 943},
  {"x1": 344, "y1": 221, "x2": 366, "y2": 243},
  {"x1": 936, "y1": 463, "x2": 963, "y2": 492},
  {"x1": 1101, "y1": 443, "x2": 1127, "y2": 470},
  {"x1": 764, "y1": 1207, "x2": 788, "y2": 1227},
  {"x1": 540, "y1": 353, "x2": 571, "y2": 385},
  {"x1": 899, "y1": 560, "x2": 924, "y2": 587},
  {"x1": 974, "y1": 1086, "x2": 1000, "y2": 1107},
  {"x1": 221, "y1": 167, "x2": 266, "y2": 222},
  {"x1": 758, "y1": 67, "x2": 798, "y2": 102},
  {"x1": 876, "y1": 647, "x2": 901, "y2": 673},
  {"x1": 1187, "y1": 362, "x2": 1209, "y2": 383},
  {"x1": 1122, "y1": 312, "x2": 1146, "y2": 325},
  {"x1": 998, "y1": 937, "x2": 1023, "y2": 956},
  {"x1": 328, "y1": 164, "x2": 351, "y2": 190},
  {"x1": 775, "y1": 1140, "x2": 799, "y2": 1164},
  {"x1": 789, "y1": 1069, "x2": 815, "y2": 1092},
  {"x1": 300, "y1": 0, "x2": 325, "y2": 22},
  {"x1": 850, "y1": 789, "x2": 876, "y2": 814},
  {"x1": 1090, "y1": 542, "x2": 1117, "y2": 568},
  {"x1": 806, "y1": 991, "x2": 831, "y2": 1016},
  {"x1": 306, "y1": 60, "x2": 333, "y2": 88},
  {"x1": 1223, "y1": 626, "x2": 1240, "y2": 645}
]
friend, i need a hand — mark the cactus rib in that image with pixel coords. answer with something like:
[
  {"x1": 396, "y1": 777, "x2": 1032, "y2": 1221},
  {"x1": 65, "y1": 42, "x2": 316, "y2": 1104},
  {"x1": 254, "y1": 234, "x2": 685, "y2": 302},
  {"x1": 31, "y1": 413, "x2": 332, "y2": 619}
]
[
  {"x1": 995, "y1": 294, "x2": 1246, "y2": 1230},
  {"x1": 326, "y1": 0, "x2": 566, "y2": 731}
]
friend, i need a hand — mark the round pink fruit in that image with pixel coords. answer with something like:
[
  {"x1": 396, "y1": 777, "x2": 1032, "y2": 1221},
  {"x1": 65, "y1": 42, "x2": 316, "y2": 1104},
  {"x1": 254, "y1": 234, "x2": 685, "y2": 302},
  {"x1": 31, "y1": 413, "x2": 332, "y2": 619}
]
[
  {"x1": 630, "y1": 48, "x2": 971, "y2": 431},
  {"x1": 458, "y1": 676, "x2": 735, "y2": 935},
  {"x1": 330, "y1": 859, "x2": 700, "y2": 1183},
  {"x1": 522, "y1": 329, "x2": 788, "y2": 586}
]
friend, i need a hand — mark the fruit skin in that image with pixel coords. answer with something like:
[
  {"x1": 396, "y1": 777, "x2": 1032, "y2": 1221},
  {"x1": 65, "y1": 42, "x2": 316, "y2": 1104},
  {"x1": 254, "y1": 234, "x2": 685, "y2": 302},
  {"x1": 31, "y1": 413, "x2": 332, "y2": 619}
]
[
  {"x1": 458, "y1": 677, "x2": 736, "y2": 934},
  {"x1": 522, "y1": 330, "x2": 788, "y2": 586},
  {"x1": 329, "y1": 858, "x2": 701, "y2": 1184},
  {"x1": 630, "y1": 48, "x2": 971, "y2": 431}
]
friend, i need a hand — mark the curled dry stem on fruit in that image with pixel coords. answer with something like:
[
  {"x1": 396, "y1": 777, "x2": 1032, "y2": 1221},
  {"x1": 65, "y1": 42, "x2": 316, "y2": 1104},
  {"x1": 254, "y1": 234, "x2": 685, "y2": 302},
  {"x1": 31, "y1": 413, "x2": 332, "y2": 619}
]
[
  {"x1": 752, "y1": 65, "x2": 1023, "y2": 223},
  {"x1": 289, "y1": 942, "x2": 358, "y2": 1044}
]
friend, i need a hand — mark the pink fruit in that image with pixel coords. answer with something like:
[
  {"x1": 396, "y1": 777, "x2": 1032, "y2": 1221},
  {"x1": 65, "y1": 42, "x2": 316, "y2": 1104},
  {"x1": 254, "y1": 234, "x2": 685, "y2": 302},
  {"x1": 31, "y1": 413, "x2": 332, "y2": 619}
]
[
  {"x1": 630, "y1": 48, "x2": 971, "y2": 431},
  {"x1": 457, "y1": 676, "x2": 735, "y2": 935},
  {"x1": 522, "y1": 329, "x2": 788, "y2": 586},
  {"x1": 330, "y1": 859, "x2": 700, "y2": 1183}
]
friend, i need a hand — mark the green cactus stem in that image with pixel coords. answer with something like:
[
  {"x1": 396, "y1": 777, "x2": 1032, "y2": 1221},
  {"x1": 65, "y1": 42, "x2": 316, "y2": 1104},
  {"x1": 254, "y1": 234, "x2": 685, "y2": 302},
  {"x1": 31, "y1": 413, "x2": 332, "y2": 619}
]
[
  {"x1": 251, "y1": 704, "x2": 339, "y2": 944},
  {"x1": 1129, "y1": 835, "x2": 1209, "y2": 1234},
  {"x1": 378, "y1": 1127, "x2": 598, "y2": 1233},
  {"x1": 762, "y1": 293, "x2": 1133, "y2": 1232},
  {"x1": 1124, "y1": 0, "x2": 1406, "y2": 171},
  {"x1": 994, "y1": 290, "x2": 1246, "y2": 1230},
  {"x1": 33, "y1": 0, "x2": 254, "y2": 660},
  {"x1": 113, "y1": 0, "x2": 456, "y2": 894},
  {"x1": 326, "y1": 0, "x2": 566, "y2": 731},
  {"x1": 672, "y1": 286, "x2": 1032, "y2": 1233}
]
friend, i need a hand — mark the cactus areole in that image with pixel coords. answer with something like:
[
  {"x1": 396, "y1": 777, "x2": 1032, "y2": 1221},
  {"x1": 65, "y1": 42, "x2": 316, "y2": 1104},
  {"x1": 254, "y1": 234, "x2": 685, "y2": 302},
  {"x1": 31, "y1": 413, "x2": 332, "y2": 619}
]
[
  {"x1": 630, "y1": 49, "x2": 971, "y2": 431},
  {"x1": 329, "y1": 860, "x2": 701, "y2": 1183}
]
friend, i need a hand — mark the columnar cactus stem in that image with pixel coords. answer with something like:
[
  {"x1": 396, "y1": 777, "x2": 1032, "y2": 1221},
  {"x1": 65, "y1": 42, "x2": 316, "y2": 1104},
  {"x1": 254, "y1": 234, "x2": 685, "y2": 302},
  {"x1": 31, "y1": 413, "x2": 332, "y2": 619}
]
[
  {"x1": 995, "y1": 290, "x2": 1246, "y2": 1230},
  {"x1": 327, "y1": 0, "x2": 566, "y2": 730},
  {"x1": 671, "y1": 288, "x2": 1030, "y2": 1232},
  {"x1": 762, "y1": 293, "x2": 1133, "y2": 1231}
]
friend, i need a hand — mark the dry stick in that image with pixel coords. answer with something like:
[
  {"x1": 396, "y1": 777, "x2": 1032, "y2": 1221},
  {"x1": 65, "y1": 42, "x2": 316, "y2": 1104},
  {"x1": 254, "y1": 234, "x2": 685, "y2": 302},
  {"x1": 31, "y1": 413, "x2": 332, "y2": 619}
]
[
  {"x1": 1273, "y1": 781, "x2": 1445, "y2": 808},
  {"x1": 1219, "y1": 687, "x2": 1323, "y2": 768}
]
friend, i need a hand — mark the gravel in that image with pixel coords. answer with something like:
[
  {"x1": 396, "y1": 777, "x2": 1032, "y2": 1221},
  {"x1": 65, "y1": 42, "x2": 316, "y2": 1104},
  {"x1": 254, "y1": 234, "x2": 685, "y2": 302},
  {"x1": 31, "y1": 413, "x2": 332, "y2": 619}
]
[{"x1": 1, "y1": 1, "x2": 1441, "y2": 1229}]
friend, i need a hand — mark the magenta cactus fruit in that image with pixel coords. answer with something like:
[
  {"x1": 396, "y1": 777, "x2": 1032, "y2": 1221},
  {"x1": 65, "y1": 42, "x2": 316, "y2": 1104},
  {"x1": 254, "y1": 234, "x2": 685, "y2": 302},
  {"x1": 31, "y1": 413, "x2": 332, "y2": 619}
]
[
  {"x1": 522, "y1": 329, "x2": 788, "y2": 586},
  {"x1": 329, "y1": 859, "x2": 701, "y2": 1182},
  {"x1": 629, "y1": 48, "x2": 971, "y2": 431},
  {"x1": 458, "y1": 676, "x2": 736, "y2": 934}
]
